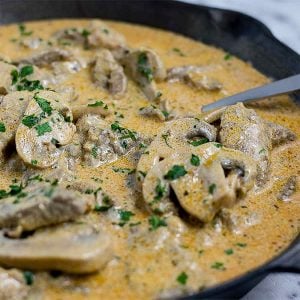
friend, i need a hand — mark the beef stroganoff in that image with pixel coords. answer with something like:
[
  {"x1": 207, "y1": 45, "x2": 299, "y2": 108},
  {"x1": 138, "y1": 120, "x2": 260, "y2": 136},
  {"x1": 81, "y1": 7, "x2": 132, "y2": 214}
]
[{"x1": 0, "y1": 19, "x2": 299, "y2": 299}]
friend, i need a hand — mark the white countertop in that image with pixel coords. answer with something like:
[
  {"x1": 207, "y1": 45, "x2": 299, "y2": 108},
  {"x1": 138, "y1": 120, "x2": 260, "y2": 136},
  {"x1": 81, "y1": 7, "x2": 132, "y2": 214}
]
[{"x1": 178, "y1": 0, "x2": 300, "y2": 299}]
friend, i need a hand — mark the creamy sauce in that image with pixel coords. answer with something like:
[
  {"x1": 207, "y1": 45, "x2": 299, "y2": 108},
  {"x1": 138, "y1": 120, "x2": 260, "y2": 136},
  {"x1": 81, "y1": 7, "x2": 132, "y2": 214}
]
[{"x1": 0, "y1": 19, "x2": 299, "y2": 299}]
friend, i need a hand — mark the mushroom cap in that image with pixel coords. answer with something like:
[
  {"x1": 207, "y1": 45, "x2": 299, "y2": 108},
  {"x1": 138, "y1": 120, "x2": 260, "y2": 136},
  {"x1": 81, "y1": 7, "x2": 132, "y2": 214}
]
[
  {"x1": 0, "y1": 223, "x2": 113, "y2": 274},
  {"x1": 16, "y1": 90, "x2": 76, "y2": 168},
  {"x1": 142, "y1": 143, "x2": 257, "y2": 222}
]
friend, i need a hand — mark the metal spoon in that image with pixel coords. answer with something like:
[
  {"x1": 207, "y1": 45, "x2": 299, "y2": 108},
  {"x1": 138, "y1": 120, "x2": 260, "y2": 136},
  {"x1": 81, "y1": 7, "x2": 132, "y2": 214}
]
[{"x1": 201, "y1": 74, "x2": 300, "y2": 112}]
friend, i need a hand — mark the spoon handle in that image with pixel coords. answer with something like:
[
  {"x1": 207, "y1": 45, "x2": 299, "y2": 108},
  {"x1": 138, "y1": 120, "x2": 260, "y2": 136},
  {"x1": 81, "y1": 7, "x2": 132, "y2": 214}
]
[{"x1": 201, "y1": 74, "x2": 300, "y2": 112}]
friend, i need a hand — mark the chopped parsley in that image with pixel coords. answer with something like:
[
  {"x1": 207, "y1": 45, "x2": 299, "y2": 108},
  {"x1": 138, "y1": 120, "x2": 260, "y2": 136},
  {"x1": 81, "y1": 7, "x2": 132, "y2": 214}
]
[
  {"x1": 164, "y1": 165, "x2": 187, "y2": 180},
  {"x1": 137, "y1": 52, "x2": 153, "y2": 82},
  {"x1": 20, "y1": 65, "x2": 34, "y2": 78},
  {"x1": 34, "y1": 95, "x2": 53, "y2": 115},
  {"x1": 117, "y1": 210, "x2": 134, "y2": 226},
  {"x1": 11, "y1": 69, "x2": 19, "y2": 84},
  {"x1": 0, "y1": 183, "x2": 23, "y2": 200},
  {"x1": 88, "y1": 100, "x2": 108, "y2": 109},
  {"x1": 214, "y1": 143, "x2": 223, "y2": 148},
  {"x1": 22, "y1": 114, "x2": 39, "y2": 128},
  {"x1": 17, "y1": 79, "x2": 44, "y2": 91},
  {"x1": 23, "y1": 271, "x2": 34, "y2": 285},
  {"x1": 94, "y1": 194, "x2": 113, "y2": 212},
  {"x1": 176, "y1": 271, "x2": 188, "y2": 285},
  {"x1": 0, "y1": 122, "x2": 6, "y2": 132},
  {"x1": 18, "y1": 24, "x2": 33, "y2": 36},
  {"x1": 211, "y1": 261, "x2": 225, "y2": 270},
  {"x1": 153, "y1": 180, "x2": 167, "y2": 202},
  {"x1": 31, "y1": 160, "x2": 38, "y2": 165},
  {"x1": 81, "y1": 29, "x2": 91, "y2": 37},
  {"x1": 208, "y1": 183, "x2": 216, "y2": 194},
  {"x1": 149, "y1": 215, "x2": 167, "y2": 230},
  {"x1": 111, "y1": 122, "x2": 137, "y2": 142},
  {"x1": 91, "y1": 146, "x2": 98, "y2": 158},
  {"x1": 112, "y1": 167, "x2": 136, "y2": 174},
  {"x1": 224, "y1": 53, "x2": 232, "y2": 60},
  {"x1": 188, "y1": 137, "x2": 209, "y2": 147},
  {"x1": 102, "y1": 28, "x2": 109, "y2": 34},
  {"x1": 35, "y1": 122, "x2": 52, "y2": 136},
  {"x1": 190, "y1": 154, "x2": 200, "y2": 166},
  {"x1": 225, "y1": 248, "x2": 234, "y2": 255},
  {"x1": 172, "y1": 48, "x2": 185, "y2": 57},
  {"x1": 259, "y1": 148, "x2": 266, "y2": 155},
  {"x1": 236, "y1": 242, "x2": 247, "y2": 248}
]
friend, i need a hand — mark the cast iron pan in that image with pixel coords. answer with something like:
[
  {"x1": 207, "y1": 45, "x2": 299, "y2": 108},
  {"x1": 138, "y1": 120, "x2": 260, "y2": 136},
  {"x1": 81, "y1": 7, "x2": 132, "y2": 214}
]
[{"x1": 0, "y1": 0, "x2": 299, "y2": 299}]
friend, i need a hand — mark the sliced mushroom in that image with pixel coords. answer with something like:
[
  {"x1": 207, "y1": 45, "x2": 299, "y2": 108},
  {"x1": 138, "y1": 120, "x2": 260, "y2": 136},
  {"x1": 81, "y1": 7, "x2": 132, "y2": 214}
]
[
  {"x1": 0, "y1": 267, "x2": 29, "y2": 300},
  {"x1": 218, "y1": 103, "x2": 295, "y2": 185},
  {"x1": 167, "y1": 65, "x2": 222, "y2": 91},
  {"x1": 136, "y1": 117, "x2": 216, "y2": 185},
  {"x1": 17, "y1": 47, "x2": 72, "y2": 67},
  {"x1": 0, "y1": 91, "x2": 33, "y2": 162},
  {"x1": 92, "y1": 49, "x2": 127, "y2": 98},
  {"x1": 15, "y1": 90, "x2": 76, "y2": 168},
  {"x1": 0, "y1": 223, "x2": 113, "y2": 274},
  {"x1": 0, "y1": 61, "x2": 18, "y2": 95},
  {"x1": 121, "y1": 48, "x2": 166, "y2": 101},
  {"x1": 142, "y1": 143, "x2": 257, "y2": 222},
  {"x1": 0, "y1": 182, "x2": 93, "y2": 238},
  {"x1": 87, "y1": 20, "x2": 127, "y2": 49}
]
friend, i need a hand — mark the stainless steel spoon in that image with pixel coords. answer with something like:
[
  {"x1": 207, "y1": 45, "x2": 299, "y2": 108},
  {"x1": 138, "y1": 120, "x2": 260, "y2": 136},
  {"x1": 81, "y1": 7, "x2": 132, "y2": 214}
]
[{"x1": 201, "y1": 74, "x2": 300, "y2": 112}]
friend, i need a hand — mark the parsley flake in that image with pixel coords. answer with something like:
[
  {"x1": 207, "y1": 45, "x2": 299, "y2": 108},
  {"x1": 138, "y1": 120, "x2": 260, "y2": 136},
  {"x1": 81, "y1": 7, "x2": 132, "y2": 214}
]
[
  {"x1": 0, "y1": 122, "x2": 6, "y2": 132},
  {"x1": 35, "y1": 122, "x2": 52, "y2": 136},
  {"x1": 23, "y1": 271, "x2": 34, "y2": 285},
  {"x1": 149, "y1": 215, "x2": 167, "y2": 230},
  {"x1": 164, "y1": 165, "x2": 187, "y2": 180},
  {"x1": 137, "y1": 52, "x2": 153, "y2": 82},
  {"x1": 190, "y1": 154, "x2": 200, "y2": 166},
  {"x1": 188, "y1": 137, "x2": 209, "y2": 147},
  {"x1": 22, "y1": 115, "x2": 39, "y2": 128},
  {"x1": 176, "y1": 271, "x2": 188, "y2": 285}
]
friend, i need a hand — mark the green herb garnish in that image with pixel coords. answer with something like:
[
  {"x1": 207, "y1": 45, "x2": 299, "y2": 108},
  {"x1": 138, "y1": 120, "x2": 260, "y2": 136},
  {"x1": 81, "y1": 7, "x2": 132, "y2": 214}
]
[
  {"x1": 153, "y1": 180, "x2": 167, "y2": 202},
  {"x1": 176, "y1": 271, "x2": 188, "y2": 285},
  {"x1": 18, "y1": 24, "x2": 33, "y2": 36},
  {"x1": 20, "y1": 65, "x2": 34, "y2": 78},
  {"x1": 188, "y1": 137, "x2": 209, "y2": 146},
  {"x1": 172, "y1": 48, "x2": 185, "y2": 57},
  {"x1": 211, "y1": 261, "x2": 225, "y2": 270},
  {"x1": 208, "y1": 183, "x2": 216, "y2": 194},
  {"x1": 137, "y1": 52, "x2": 153, "y2": 82},
  {"x1": 22, "y1": 114, "x2": 39, "y2": 128},
  {"x1": 149, "y1": 215, "x2": 167, "y2": 230},
  {"x1": 35, "y1": 122, "x2": 52, "y2": 136},
  {"x1": 190, "y1": 154, "x2": 200, "y2": 166},
  {"x1": 225, "y1": 248, "x2": 234, "y2": 255},
  {"x1": 88, "y1": 100, "x2": 108, "y2": 109},
  {"x1": 34, "y1": 95, "x2": 53, "y2": 115},
  {"x1": 0, "y1": 122, "x2": 6, "y2": 132},
  {"x1": 23, "y1": 271, "x2": 34, "y2": 285},
  {"x1": 164, "y1": 165, "x2": 187, "y2": 180},
  {"x1": 224, "y1": 53, "x2": 232, "y2": 60}
]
